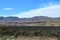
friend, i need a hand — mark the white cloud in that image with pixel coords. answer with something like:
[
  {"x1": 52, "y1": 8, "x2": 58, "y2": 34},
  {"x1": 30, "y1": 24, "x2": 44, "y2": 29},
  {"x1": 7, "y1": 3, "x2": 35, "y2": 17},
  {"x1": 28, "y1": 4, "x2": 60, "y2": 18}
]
[
  {"x1": 1, "y1": 3, "x2": 60, "y2": 18},
  {"x1": 14, "y1": 4, "x2": 60, "y2": 18},
  {"x1": 2, "y1": 8, "x2": 13, "y2": 11}
]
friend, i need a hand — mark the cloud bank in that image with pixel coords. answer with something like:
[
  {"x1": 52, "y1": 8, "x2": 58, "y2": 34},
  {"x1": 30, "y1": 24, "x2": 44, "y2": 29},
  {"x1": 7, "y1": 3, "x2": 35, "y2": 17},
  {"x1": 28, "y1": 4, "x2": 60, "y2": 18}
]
[
  {"x1": 14, "y1": 3, "x2": 60, "y2": 18},
  {"x1": 1, "y1": 3, "x2": 60, "y2": 18}
]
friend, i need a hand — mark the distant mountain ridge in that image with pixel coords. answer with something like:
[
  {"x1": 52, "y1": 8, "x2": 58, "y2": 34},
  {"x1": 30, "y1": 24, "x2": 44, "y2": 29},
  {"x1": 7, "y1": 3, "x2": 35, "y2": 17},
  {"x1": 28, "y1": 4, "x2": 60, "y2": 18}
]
[
  {"x1": 0, "y1": 16, "x2": 60, "y2": 26},
  {"x1": 0, "y1": 16, "x2": 60, "y2": 22}
]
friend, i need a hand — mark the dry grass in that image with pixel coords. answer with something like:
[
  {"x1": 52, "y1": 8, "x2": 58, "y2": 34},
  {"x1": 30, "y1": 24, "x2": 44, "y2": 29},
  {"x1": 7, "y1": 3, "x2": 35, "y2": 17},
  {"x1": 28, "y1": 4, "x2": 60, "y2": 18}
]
[{"x1": 1, "y1": 36, "x2": 58, "y2": 40}]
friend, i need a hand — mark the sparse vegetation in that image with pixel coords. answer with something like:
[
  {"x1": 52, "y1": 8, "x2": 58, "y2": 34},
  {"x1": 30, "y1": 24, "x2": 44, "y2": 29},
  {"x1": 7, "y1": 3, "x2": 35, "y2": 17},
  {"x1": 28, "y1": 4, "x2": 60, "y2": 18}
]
[{"x1": 0, "y1": 26, "x2": 60, "y2": 40}]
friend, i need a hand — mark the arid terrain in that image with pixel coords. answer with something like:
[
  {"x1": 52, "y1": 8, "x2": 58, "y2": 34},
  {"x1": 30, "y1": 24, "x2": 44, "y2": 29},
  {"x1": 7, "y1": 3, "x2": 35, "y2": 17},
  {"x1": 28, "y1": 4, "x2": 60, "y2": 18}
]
[
  {"x1": 0, "y1": 16, "x2": 60, "y2": 40},
  {"x1": 0, "y1": 16, "x2": 60, "y2": 26}
]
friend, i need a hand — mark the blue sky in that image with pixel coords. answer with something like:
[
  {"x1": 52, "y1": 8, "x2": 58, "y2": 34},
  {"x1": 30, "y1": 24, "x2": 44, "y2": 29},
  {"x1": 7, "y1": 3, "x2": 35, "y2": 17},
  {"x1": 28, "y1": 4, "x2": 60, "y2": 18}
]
[{"x1": 0, "y1": 0, "x2": 60, "y2": 18}]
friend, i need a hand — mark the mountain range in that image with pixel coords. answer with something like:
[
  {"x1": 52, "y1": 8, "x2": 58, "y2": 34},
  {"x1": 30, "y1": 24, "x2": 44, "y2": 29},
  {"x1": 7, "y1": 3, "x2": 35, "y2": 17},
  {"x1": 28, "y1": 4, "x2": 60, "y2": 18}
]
[
  {"x1": 0, "y1": 16, "x2": 60, "y2": 26},
  {"x1": 0, "y1": 16, "x2": 60, "y2": 22}
]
